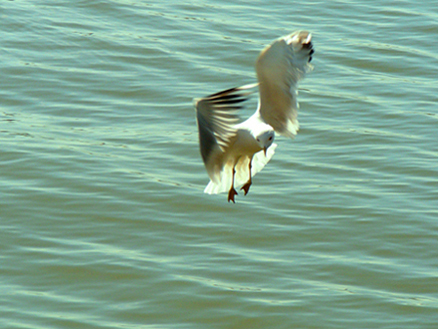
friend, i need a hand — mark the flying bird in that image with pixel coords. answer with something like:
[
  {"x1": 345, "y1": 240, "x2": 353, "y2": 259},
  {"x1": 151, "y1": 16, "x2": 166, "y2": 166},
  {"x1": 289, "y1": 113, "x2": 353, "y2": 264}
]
[{"x1": 194, "y1": 31, "x2": 314, "y2": 203}]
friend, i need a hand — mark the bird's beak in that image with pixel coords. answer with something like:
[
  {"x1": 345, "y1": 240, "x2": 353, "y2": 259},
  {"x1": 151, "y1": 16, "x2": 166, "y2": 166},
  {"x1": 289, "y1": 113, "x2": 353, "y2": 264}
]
[{"x1": 263, "y1": 146, "x2": 268, "y2": 156}]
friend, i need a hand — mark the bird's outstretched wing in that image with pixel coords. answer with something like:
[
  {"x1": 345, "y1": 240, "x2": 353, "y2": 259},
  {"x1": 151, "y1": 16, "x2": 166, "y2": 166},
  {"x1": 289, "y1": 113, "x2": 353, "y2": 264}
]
[
  {"x1": 255, "y1": 31, "x2": 314, "y2": 137},
  {"x1": 194, "y1": 84, "x2": 257, "y2": 181}
]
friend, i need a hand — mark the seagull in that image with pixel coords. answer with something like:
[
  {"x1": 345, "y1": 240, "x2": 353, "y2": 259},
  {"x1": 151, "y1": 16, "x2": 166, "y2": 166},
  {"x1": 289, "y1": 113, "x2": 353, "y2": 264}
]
[{"x1": 194, "y1": 31, "x2": 314, "y2": 203}]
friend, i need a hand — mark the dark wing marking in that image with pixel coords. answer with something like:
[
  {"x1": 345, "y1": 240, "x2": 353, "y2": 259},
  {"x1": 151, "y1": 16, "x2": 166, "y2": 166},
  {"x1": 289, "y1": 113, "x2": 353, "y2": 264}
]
[{"x1": 194, "y1": 84, "x2": 257, "y2": 164}]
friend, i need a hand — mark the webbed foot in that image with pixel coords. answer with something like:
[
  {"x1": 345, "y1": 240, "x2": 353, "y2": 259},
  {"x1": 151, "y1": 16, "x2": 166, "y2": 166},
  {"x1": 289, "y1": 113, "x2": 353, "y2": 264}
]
[
  {"x1": 240, "y1": 181, "x2": 252, "y2": 196},
  {"x1": 228, "y1": 188, "x2": 238, "y2": 203}
]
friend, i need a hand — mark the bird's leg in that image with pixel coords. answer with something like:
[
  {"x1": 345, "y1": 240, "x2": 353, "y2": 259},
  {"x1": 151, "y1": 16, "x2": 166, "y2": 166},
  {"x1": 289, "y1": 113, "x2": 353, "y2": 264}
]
[
  {"x1": 241, "y1": 158, "x2": 253, "y2": 196},
  {"x1": 228, "y1": 166, "x2": 238, "y2": 203}
]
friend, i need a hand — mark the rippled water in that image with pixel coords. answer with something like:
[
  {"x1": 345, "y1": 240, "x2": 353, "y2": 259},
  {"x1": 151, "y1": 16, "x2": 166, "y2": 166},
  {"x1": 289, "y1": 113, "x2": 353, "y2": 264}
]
[{"x1": 2, "y1": 1, "x2": 437, "y2": 328}]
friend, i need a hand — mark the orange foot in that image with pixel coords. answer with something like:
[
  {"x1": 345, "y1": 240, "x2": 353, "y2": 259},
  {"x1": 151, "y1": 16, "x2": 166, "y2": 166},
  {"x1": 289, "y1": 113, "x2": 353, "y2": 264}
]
[
  {"x1": 241, "y1": 182, "x2": 252, "y2": 195},
  {"x1": 228, "y1": 188, "x2": 238, "y2": 203}
]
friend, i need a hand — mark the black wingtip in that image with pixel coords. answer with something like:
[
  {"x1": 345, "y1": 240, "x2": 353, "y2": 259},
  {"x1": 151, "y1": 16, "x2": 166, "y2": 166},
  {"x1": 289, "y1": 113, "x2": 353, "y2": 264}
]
[
  {"x1": 303, "y1": 42, "x2": 314, "y2": 62},
  {"x1": 207, "y1": 86, "x2": 241, "y2": 99}
]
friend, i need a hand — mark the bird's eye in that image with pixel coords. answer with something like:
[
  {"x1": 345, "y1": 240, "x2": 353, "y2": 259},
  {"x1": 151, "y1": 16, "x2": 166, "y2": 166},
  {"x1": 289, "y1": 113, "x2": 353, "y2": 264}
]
[
  {"x1": 268, "y1": 136, "x2": 273, "y2": 141},
  {"x1": 256, "y1": 138, "x2": 260, "y2": 142}
]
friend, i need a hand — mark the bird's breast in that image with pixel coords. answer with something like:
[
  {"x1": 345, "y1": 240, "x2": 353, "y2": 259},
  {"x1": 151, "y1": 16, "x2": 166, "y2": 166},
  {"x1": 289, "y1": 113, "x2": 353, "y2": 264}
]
[{"x1": 228, "y1": 129, "x2": 262, "y2": 158}]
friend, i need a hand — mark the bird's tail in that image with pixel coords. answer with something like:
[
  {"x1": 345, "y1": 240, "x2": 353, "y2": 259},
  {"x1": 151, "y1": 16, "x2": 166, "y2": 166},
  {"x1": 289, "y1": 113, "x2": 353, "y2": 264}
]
[{"x1": 204, "y1": 143, "x2": 277, "y2": 195}]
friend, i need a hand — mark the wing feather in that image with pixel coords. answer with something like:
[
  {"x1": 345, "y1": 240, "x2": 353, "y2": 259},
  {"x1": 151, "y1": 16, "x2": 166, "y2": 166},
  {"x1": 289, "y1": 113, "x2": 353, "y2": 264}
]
[
  {"x1": 255, "y1": 31, "x2": 314, "y2": 137},
  {"x1": 194, "y1": 84, "x2": 257, "y2": 182}
]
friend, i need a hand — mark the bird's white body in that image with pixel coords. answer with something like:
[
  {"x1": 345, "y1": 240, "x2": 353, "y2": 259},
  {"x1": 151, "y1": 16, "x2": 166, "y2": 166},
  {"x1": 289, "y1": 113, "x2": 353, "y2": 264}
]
[{"x1": 204, "y1": 110, "x2": 278, "y2": 195}]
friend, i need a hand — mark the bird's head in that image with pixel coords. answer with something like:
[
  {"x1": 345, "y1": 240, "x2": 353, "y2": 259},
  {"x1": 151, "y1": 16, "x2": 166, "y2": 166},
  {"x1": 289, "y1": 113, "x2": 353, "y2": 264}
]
[{"x1": 256, "y1": 129, "x2": 275, "y2": 156}]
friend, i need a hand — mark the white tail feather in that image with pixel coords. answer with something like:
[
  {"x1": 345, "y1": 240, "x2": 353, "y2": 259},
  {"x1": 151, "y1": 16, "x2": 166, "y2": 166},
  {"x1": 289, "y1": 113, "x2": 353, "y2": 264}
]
[{"x1": 204, "y1": 143, "x2": 277, "y2": 194}]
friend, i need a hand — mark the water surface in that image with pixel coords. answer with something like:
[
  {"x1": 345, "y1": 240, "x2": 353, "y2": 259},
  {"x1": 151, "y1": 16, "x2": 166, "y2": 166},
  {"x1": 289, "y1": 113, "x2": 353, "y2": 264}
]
[{"x1": 1, "y1": 1, "x2": 437, "y2": 328}]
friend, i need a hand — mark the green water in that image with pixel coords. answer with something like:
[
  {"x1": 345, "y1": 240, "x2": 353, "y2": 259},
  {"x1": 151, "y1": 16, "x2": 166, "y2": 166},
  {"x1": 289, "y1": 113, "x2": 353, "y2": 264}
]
[{"x1": 1, "y1": 1, "x2": 437, "y2": 328}]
